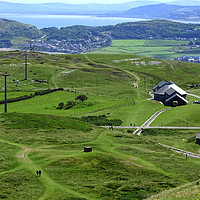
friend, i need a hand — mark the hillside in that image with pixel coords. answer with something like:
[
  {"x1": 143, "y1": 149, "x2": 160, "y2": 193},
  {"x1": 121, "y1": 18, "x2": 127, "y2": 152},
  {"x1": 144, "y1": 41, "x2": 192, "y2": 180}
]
[
  {"x1": 171, "y1": 0, "x2": 200, "y2": 6},
  {"x1": 0, "y1": 51, "x2": 200, "y2": 125},
  {"x1": 107, "y1": 20, "x2": 200, "y2": 39},
  {"x1": 0, "y1": 18, "x2": 43, "y2": 40},
  {"x1": 1, "y1": 18, "x2": 200, "y2": 57},
  {"x1": 0, "y1": 51, "x2": 200, "y2": 199},
  {"x1": 117, "y1": 3, "x2": 200, "y2": 21},
  {"x1": 1, "y1": 0, "x2": 200, "y2": 19},
  {"x1": 0, "y1": 18, "x2": 111, "y2": 52},
  {"x1": 0, "y1": 1, "x2": 160, "y2": 15},
  {"x1": 23, "y1": 20, "x2": 200, "y2": 53}
]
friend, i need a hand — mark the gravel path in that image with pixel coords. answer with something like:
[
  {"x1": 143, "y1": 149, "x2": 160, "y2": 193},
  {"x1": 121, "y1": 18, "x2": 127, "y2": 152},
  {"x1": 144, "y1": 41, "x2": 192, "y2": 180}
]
[{"x1": 159, "y1": 143, "x2": 200, "y2": 159}]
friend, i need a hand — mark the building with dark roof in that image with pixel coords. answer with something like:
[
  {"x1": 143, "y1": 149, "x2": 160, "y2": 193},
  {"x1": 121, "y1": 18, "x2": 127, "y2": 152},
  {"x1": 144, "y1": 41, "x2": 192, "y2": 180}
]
[
  {"x1": 196, "y1": 133, "x2": 200, "y2": 145},
  {"x1": 152, "y1": 81, "x2": 167, "y2": 92},
  {"x1": 152, "y1": 81, "x2": 188, "y2": 106}
]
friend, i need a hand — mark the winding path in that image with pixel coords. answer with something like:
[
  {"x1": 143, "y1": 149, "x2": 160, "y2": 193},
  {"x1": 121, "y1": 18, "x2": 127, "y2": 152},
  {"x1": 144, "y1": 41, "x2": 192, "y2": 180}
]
[
  {"x1": 124, "y1": 69, "x2": 140, "y2": 88},
  {"x1": 0, "y1": 138, "x2": 94, "y2": 200}
]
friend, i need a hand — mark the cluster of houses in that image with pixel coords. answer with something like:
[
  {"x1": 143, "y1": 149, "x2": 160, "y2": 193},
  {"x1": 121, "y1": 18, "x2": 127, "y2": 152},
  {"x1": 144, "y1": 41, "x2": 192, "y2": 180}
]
[
  {"x1": 152, "y1": 81, "x2": 188, "y2": 107},
  {"x1": 20, "y1": 37, "x2": 111, "y2": 54},
  {"x1": 175, "y1": 55, "x2": 200, "y2": 63}
]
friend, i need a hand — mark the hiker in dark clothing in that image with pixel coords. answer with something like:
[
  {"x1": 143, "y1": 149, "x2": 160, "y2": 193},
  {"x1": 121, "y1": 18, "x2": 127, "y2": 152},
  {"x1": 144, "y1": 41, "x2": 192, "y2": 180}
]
[
  {"x1": 36, "y1": 170, "x2": 42, "y2": 176},
  {"x1": 38, "y1": 170, "x2": 42, "y2": 176}
]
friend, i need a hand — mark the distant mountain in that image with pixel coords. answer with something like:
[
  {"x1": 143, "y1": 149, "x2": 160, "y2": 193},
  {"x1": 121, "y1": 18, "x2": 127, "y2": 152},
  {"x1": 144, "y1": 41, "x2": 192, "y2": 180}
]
[
  {"x1": 0, "y1": 1, "x2": 161, "y2": 15},
  {"x1": 0, "y1": 18, "x2": 43, "y2": 39},
  {"x1": 170, "y1": 0, "x2": 200, "y2": 6},
  {"x1": 116, "y1": 3, "x2": 200, "y2": 21}
]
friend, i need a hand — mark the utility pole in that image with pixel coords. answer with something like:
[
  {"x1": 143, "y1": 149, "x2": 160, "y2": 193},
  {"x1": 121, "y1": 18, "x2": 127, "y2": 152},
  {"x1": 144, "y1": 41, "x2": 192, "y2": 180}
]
[
  {"x1": 75, "y1": 89, "x2": 77, "y2": 101},
  {"x1": 24, "y1": 52, "x2": 28, "y2": 80},
  {"x1": 29, "y1": 42, "x2": 35, "y2": 52},
  {"x1": 1, "y1": 72, "x2": 10, "y2": 113}
]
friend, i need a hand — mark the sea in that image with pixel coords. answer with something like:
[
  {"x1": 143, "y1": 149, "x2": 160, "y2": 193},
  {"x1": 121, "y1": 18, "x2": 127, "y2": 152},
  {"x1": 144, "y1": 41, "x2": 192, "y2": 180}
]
[{"x1": 0, "y1": 13, "x2": 149, "y2": 28}]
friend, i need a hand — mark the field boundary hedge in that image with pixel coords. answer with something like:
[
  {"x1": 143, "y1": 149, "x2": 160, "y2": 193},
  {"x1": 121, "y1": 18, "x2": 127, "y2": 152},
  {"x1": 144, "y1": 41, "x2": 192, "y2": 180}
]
[{"x1": 0, "y1": 88, "x2": 64, "y2": 104}]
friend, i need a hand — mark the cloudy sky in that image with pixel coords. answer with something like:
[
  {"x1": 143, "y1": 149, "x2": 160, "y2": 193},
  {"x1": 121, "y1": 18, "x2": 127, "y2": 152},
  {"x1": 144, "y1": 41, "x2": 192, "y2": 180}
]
[{"x1": 3, "y1": 0, "x2": 172, "y2": 4}]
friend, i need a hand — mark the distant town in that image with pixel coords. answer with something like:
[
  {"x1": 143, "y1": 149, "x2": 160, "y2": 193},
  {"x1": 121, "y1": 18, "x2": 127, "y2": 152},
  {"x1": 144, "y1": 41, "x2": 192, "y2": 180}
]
[
  {"x1": 175, "y1": 55, "x2": 200, "y2": 63},
  {"x1": 19, "y1": 36, "x2": 112, "y2": 54}
]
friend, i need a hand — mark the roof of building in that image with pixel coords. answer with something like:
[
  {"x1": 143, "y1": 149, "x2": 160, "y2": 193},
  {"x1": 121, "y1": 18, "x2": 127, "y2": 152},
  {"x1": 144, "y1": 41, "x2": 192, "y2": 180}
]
[
  {"x1": 165, "y1": 93, "x2": 188, "y2": 104},
  {"x1": 166, "y1": 87, "x2": 176, "y2": 96},
  {"x1": 152, "y1": 81, "x2": 167, "y2": 90},
  {"x1": 153, "y1": 81, "x2": 187, "y2": 96},
  {"x1": 196, "y1": 133, "x2": 200, "y2": 139}
]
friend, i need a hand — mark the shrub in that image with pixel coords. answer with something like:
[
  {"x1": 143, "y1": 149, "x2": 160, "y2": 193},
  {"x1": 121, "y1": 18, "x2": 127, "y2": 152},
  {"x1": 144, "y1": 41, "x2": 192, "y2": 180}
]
[
  {"x1": 64, "y1": 101, "x2": 75, "y2": 110},
  {"x1": 76, "y1": 95, "x2": 88, "y2": 102},
  {"x1": 81, "y1": 115, "x2": 123, "y2": 126},
  {"x1": 56, "y1": 102, "x2": 64, "y2": 109}
]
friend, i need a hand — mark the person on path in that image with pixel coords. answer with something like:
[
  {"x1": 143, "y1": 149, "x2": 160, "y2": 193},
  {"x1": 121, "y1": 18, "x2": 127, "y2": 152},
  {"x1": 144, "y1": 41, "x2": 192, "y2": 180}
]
[
  {"x1": 36, "y1": 170, "x2": 42, "y2": 176},
  {"x1": 38, "y1": 170, "x2": 42, "y2": 176}
]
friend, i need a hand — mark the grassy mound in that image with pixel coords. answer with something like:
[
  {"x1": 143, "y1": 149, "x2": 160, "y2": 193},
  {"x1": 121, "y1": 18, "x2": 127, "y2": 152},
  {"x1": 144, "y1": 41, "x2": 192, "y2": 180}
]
[{"x1": 1, "y1": 113, "x2": 91, "y2": 131}]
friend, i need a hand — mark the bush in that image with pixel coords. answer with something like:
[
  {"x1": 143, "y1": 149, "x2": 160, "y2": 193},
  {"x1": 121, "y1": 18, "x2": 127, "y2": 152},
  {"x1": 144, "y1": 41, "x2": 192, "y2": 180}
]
[
  {"x1": 56, "y1": 101, "x2": 76, "y2": 110},
  {"x1": 64, "y1": 101, "x2": 75, "y2": 110},
  {"x1": 127, "y1": 129, "x2": 134, "y2": 133},
  {"x1": 76, "y1": 95, "x2": 88, "y2": 102},
  {"x1": 56, "y1": 102, "x2": 64, "y2": 109},
  {"x1": 81, "y1": 115, "x2": 123, "y2": 126}
]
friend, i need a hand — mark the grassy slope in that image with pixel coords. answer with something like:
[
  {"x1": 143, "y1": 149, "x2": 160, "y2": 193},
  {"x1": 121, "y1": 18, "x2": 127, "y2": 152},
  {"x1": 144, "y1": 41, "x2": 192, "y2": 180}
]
[
  {"x1": 1, "y1": 52, "x2": 200, "y2": 126},
  {"x1": 89, "y1": 39, "x2": 191, "y2": 59},
  {"x1": 0, "y1": 52, "x2": 200, "y2": 199},
  {"x1": 1, "y1": 113, "x2": 200, "y2": 200}
]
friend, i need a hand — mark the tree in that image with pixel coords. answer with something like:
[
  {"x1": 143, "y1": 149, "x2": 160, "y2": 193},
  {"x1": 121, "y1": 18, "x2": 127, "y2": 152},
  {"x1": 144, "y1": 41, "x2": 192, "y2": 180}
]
[{"x1": 76, "y1": 95, "x2": 88, "y2": 102}]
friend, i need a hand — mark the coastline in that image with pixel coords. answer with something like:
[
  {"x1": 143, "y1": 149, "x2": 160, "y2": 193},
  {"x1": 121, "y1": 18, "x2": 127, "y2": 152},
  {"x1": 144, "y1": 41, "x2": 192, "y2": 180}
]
[{"x1": 0, "y1": 13, "x2": 200, "y2": 29}]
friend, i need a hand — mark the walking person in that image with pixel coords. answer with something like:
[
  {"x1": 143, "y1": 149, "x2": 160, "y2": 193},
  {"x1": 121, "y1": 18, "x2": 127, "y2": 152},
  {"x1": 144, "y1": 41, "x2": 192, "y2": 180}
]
[{"x1": 38, "y1": 170, "x2": 42, "y2": 176}]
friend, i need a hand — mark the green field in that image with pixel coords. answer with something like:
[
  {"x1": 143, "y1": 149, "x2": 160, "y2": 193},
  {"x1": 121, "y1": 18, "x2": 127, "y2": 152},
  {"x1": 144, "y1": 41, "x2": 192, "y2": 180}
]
[
  {"x1": 0, "y1": 51, "x2": 200, "y2": 199},
  {"x1": 90, "y1": 39, "x2": 193, "y2": 59}
]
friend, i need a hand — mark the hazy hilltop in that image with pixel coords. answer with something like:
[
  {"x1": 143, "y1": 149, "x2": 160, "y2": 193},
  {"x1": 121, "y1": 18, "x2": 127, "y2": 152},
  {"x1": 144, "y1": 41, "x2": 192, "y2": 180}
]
[
  {"x1": 0, "y1": 18, "x2": 43, "y2": 39},
  {"x1": 1, "y1": 1, "x2": 200, "y2": 22},
  {"x1": 114, "y1": 3, "x2": 200, "y2": 21},
  {"x1": 170, "y1": 0, "x2": 200, "y2": 6},
  {"x1": 0, "y1": 1, "x2": 160, "y2": 15}
]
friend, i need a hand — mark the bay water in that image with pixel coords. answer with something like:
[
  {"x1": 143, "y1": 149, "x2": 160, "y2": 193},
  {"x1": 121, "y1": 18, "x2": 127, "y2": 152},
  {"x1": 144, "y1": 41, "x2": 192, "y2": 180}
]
[{"x1": 0, "y1": 13, "x2": 148, "y2": 28}]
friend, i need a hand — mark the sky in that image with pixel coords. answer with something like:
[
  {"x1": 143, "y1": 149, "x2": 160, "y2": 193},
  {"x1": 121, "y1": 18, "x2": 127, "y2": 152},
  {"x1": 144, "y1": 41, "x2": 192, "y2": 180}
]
[{"x1": 2, "y1": 0, "x2": 172, "y2": 4}]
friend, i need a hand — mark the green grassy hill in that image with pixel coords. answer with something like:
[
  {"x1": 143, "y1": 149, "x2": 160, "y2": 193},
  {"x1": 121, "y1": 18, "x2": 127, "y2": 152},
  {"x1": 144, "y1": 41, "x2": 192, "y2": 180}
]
[
  {"x1": 0, "y1": 51, "x2": 200, "y2": 199},
  {"x1": 90, "y1": 39, "x2": 193, "y2": 59},
  {"x1": 0, "y1": 18, "x2": 43, "y2": 39}
]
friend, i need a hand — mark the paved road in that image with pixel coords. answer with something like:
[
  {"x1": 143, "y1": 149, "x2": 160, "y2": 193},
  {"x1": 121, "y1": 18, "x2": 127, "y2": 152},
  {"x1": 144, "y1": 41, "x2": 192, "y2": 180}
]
[
  {"x1": 187, "y1": 93, "x2": 200, "y2": 99},
  {"x1": 159, "y1": 143, "x2": 200, "y2": 159},
  {"x1": 133, "y1": 107, "x2": 172, "y2": 135},
  {"x1": 140, "y1": 108, "x2": 172, "y2": 128},
  {"x1": 103, "y1": 93, "x2": 200, "y2": 158},
  {"x1": 102, "y1": 126, "x2": 200, "y2": 129}
]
